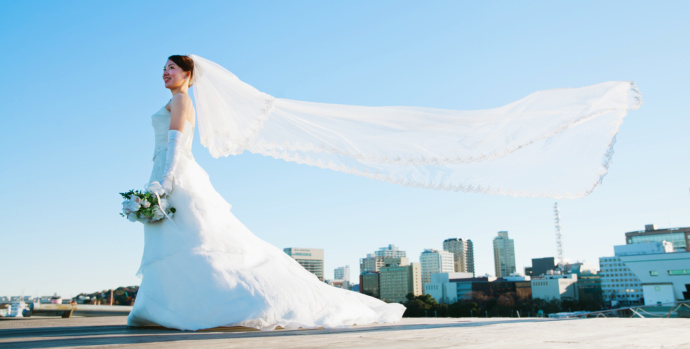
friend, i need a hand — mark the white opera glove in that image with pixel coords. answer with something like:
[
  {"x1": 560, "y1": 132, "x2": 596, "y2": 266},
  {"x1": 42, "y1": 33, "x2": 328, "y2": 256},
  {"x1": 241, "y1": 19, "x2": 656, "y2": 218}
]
[{"x1": 160, "y1": 130, "x2": 183, "y2": 194}]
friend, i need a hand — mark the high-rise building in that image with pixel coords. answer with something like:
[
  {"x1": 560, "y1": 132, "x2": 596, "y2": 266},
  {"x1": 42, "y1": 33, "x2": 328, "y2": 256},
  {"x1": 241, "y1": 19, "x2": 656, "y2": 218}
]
[
  {"x1": 283, "y1": 247, "x2": 325, "y2": 281},
  {"x1": 493, "y1": 231, "x2": 516, "y2": 277},
  {"x1": 625, "y1": 224, "x2": 690, "y2": 251},
  {"x1": 334, "y1": 265, "x2": 350, "y2": 282},
  {"x1": 420, "y1": 249, "x2": 455, "y2": 287},
  {"x1": 379, "y1": 262, "x2": 422, "y2": 303},
  {"x1": 466, "y1": 240, "x2": 475, "y2": 275},
  {"x1": 359, "y1": 245, "x2": 409, "y2": 298},
  {"x1": 443, "y1": 238, "x2": 475, "y2": 275},
  {"x1": 360, "y1": 244, "x2": 408, "y2": 274}
]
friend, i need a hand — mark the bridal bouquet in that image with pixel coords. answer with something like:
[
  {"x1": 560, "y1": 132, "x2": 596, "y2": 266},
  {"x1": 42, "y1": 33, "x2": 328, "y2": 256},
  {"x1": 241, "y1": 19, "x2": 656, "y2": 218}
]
[{"x1": 120, "y1": 182, "x2": 176, "y2": 223}]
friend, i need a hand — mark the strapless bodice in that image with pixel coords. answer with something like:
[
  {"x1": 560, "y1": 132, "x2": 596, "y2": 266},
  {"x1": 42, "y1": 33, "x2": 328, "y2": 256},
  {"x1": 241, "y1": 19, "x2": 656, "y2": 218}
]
[{"x1": 151, "y1": 106, "x2": 194, "y2": 160}]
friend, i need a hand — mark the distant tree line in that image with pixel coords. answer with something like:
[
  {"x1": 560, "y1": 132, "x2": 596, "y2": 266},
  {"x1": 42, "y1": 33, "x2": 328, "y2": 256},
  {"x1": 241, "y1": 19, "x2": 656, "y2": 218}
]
[
  {"x1": 76, "y1": 286, "x2": 138, "y2": 306},
  {"x1": 401, "y1": 292, "x2": 604, "y2": 318}
]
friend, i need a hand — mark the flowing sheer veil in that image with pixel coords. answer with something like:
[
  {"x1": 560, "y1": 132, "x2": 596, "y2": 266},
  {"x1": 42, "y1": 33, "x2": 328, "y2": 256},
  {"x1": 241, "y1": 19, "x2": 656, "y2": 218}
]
[{"x1": 190, "y1": 54, "x2": 641, "y2": 199}]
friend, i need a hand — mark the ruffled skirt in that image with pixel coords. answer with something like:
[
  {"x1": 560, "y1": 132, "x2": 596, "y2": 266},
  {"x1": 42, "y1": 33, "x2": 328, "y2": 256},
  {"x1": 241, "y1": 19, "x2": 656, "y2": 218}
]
[{"x1": 127, "y1": 156, "x2": 405, "y2": 330}]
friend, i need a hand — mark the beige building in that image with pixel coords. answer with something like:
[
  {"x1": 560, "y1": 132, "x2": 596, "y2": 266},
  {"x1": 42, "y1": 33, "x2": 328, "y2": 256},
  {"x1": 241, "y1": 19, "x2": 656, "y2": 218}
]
[
  {"x1": 380, "y1": 263, "x2": 422, "y2": 303},
  {"x1": 284, "y1": 247, "x2": 325, "y2": 281},
  {"x1": 443, "y1": 238, "x2": 475, "y2": 275}
]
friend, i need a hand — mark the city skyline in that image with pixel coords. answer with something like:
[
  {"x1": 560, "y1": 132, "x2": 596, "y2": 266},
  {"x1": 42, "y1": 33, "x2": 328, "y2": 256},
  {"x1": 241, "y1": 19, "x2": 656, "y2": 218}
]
[
  {"x1": 3, "y1": 2, "x2": 690, "y2": 298},
  {"x1": 3, "y1": 222, "x2": 687, "y2": 298}
]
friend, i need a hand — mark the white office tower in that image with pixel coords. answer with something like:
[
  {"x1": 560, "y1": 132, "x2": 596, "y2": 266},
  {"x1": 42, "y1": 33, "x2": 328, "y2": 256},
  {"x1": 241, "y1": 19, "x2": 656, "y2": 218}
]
[
  {"x1": 443, "y1": 238, "x2": 475, "y2": 275},
  {"x1": 420, "y1": 249, "x2": 455, "y2": 287},
  {"x1": 334, "y1": 265, "x2": 350, "y2": 282},
  {"x1": 493, "y1": 231, "x2": 516, "y2": 277},
  {"x1": 600, "y1": 241, "x2": 690, "y2": 306},
  {"x1": 283, "y1": 247, "x2": 325, "y2": 281}
]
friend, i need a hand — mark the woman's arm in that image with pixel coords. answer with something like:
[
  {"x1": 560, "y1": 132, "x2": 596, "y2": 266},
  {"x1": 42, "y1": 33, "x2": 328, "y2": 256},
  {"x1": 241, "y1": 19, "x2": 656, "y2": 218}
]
[{"x1": 160, "y1": 93, "x2": 192, "y2": 193}]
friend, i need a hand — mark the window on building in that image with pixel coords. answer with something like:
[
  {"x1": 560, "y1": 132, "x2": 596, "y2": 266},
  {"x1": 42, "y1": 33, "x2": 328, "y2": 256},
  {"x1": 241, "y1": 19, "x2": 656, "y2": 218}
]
[
  {"x1": 668, "y1": 269, "x2": 690, "y2": 276},
  {"x1": 650, "y1": 271, "x2": 658, "y2": 276}
]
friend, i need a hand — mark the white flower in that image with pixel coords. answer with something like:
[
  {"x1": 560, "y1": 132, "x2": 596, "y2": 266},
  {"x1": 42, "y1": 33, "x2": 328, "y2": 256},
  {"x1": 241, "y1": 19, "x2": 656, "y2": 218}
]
[
  {"x1": 152, "y1": 206, "x2": 165, "y2": 221},
  {"x1": 126, "y1": 199, "x2": 141, "y2": 212},
  {"x1": 127, "y1": 212, "x2": 138, "y2": 222},
  {"x1": 147, "y1": 181, "x2": 166, "y2": 196},
  {"x1": 141, "y1": 198, "x2": 151, "y2": 208}
]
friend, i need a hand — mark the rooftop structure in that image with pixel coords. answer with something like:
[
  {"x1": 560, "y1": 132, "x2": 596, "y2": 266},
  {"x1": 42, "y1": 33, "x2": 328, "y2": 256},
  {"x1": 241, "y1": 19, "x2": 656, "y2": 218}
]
[
  {"x1": 374, "y1": 244, "x2": 406, "y2": 258},
  {"x1": 531, "y1": 257, "x2": 556, "y2": 277},
  {"x1": 1, "y1": 316, "x2": 689, "y2": 348},
  {"x1": 625, "y1": 224, "x2": 690, "y2": 251}
]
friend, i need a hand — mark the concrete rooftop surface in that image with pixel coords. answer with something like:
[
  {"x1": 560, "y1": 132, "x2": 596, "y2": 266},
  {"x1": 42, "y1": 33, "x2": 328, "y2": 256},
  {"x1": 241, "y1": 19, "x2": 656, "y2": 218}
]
[{"x1": 0, "y1": 316, "x2": 688, "y2": 348}]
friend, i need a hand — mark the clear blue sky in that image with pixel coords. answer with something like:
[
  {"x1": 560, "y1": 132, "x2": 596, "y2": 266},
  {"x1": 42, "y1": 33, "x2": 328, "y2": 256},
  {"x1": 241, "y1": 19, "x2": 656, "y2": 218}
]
[{"x1": 1, "y1": 1, "x2": 689, "y2": 297}]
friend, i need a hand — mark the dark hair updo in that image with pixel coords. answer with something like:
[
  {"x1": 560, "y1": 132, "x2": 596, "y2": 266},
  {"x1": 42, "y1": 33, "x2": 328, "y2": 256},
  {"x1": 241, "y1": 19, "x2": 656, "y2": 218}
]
[{"x1": 168, "y1": 55, "x2": 195, "y2": 87}]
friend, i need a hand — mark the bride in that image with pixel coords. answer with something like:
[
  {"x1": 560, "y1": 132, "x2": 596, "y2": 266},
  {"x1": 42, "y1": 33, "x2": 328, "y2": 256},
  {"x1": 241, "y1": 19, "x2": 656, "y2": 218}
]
[
  {"x1": 127, "y1": 54, "x2": 640, "y2": 331},
  {"x1": 127, "y1": 55, "x2": 406, "y2": 331}
]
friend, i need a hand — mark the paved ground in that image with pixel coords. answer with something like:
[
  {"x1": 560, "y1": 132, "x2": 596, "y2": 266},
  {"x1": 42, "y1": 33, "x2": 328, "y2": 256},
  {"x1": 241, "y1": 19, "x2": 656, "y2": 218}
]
[{"x1": 0, "y1": 316, "x2": 688, "y2": 348}]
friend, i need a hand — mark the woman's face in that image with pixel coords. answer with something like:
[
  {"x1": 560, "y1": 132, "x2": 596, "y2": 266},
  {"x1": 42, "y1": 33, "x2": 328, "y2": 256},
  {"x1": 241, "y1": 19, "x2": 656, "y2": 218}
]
[{"x1": 163, "y1": 59, "x2": 188, "y2": 89}]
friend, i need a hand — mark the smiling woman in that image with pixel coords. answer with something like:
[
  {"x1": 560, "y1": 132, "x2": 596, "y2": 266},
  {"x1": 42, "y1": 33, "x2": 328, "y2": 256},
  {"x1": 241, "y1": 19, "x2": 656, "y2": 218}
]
[{"x1": 163, "y1": 55, "x2": 194, "y2": 89}]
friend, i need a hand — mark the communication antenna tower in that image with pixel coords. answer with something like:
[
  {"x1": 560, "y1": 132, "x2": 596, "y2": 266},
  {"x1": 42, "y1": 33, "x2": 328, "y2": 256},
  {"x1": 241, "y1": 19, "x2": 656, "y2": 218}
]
[{"x1": 554, "y1": 202, "x2": 564, "y2": 266}]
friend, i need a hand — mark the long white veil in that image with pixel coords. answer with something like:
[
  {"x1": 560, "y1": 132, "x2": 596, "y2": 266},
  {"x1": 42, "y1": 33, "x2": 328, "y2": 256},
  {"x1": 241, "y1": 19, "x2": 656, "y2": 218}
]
[{"x1": 190, "y1": 54, "x2": 641, "y2": 199}]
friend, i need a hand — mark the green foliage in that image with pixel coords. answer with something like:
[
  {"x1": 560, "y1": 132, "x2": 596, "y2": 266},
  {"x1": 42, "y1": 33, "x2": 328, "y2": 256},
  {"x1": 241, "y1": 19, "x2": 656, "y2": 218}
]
[
  {"x1": 75, "y1": 286, "x2": 139, "y2": 306},
  {"x1": 119, "y1": 188, "x2": 175, "y2": 222},
  {"x1": 402, "y1": 294, "x2": 439, "y2": 317},
  {"x1": 402, "y1": 291, "x2": 605, "y2": 318}
]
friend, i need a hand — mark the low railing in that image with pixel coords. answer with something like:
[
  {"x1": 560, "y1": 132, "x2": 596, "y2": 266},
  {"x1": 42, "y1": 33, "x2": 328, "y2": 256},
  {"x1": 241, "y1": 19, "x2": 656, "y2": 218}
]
[{"x1": 548, "y1": 301, "x2": 690, "y2": 319}]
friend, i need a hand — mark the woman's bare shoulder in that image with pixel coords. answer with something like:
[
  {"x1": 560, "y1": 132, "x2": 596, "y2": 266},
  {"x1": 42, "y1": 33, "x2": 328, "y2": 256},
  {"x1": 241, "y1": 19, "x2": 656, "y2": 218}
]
[
  {"x1": 171, "y1": 93, "x2": 192, "y2": 105},
  {"x1": 170, "y1": 93, "x2": 192, "y2": 111}
]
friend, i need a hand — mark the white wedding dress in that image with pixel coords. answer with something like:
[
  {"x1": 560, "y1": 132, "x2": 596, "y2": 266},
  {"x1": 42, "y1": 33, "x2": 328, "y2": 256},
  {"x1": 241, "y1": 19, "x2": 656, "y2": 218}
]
[{"x1": 127, "y1": 106, "x2": 405, "y2": 331}]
